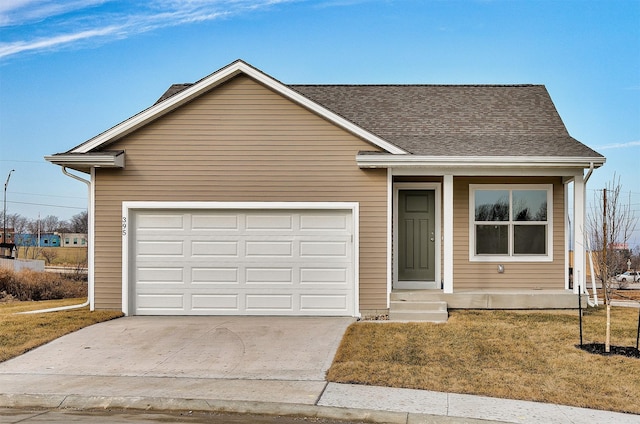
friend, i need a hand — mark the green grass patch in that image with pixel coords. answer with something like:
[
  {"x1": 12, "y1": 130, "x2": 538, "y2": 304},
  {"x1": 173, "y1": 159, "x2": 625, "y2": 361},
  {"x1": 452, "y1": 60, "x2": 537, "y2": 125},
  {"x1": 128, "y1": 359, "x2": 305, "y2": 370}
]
[{"x1": 328, "y1": 308, "x2": 640, "y2": 414}]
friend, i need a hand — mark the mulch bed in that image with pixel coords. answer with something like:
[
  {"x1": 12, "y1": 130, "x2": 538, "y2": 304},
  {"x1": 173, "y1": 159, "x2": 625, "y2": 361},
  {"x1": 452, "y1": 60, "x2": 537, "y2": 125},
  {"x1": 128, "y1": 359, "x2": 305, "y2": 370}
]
[{"x1": 578, "y1": 343, "x2": 640, "y2": 359}]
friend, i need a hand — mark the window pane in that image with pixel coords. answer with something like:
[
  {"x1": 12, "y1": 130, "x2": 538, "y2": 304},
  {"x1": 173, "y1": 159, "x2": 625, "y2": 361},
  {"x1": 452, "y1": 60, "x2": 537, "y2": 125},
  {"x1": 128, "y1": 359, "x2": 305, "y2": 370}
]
[
  {"x1": 513, "y1": 190, "x2": 547, "y2": 221},
  {"x1": 514, "y1": 225, "x2": 546, "y2": 254},
  {"x1": 475, "y1": 190, "x2": 509, "y2": 221},
  {"x1": 476, "y1": 225, "x2": 508, "y2": 254}
]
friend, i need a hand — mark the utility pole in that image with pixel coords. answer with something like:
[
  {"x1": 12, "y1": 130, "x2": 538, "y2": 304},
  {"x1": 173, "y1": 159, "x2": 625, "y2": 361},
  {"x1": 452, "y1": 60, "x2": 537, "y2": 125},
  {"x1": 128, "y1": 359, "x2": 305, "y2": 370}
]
[{"x1": 2, "y1": 169, "x2": 15, "y2": 258}]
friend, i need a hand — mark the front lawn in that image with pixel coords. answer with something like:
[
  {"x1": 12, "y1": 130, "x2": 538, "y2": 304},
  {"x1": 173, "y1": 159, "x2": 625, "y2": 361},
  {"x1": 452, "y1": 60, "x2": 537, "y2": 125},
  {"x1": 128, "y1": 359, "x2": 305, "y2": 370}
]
[
  {"x1": 328, "y1": 307, "x2": 640, "y2": 415},
  {"x1": 0, "y1": 298, "x2": 123, "y2": 363}
]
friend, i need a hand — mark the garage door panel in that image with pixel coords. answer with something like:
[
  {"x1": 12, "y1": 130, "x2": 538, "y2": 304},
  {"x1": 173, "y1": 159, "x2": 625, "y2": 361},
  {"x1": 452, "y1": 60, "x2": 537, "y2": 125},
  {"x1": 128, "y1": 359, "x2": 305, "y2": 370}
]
[
  {"x1": 191, "y1": 267, "x2": 239, "y2": 284},
  {"x1": 300, "y1": 295, "x2": 348, "y2": 311},
  {"x1": 191, "y1": 214, "x2": 238, "y2": 230},
  {"x1": 137, "y1": 214, "x2": 185, "y2": 230},
  {"x1": 246, "y1": 241, "x2": 293, "y2": 257},
  {"x1": 132, "y1": 209, "x2": 355, "y2": 316},
  {"x1": 137, "y1": 294, "x2": 185, "y2": 311},
  {"x1": 246, "y1": 294, "x2": 293, "y2": 311},
  {"x1": 137, "y1": 240, "x2": 184, "y2": 257},
  {"x1": 300, "y1": 268, "x2": 348, "y2": 284},
  {"x1": 137, "y1": 267, "x2": 184, "y2": 283},
  {"x1": 245, "y1": 214, "x2": 293, "y2": 230},
  {"x1": 191, "y1": 294, "x2": 239, "y2": 311},
  {"x1": 246, "y1": 267, "x2": 293, "y2": 284},
  {"x1": 300, "y1": 214, "x2": 348, "y2": 230},
  {"x1": 300, "y1": 241, "x2": 348, "y2": 257},
  {"x1": 191, "y1": 241, "x2": 238, "y2": 257}
]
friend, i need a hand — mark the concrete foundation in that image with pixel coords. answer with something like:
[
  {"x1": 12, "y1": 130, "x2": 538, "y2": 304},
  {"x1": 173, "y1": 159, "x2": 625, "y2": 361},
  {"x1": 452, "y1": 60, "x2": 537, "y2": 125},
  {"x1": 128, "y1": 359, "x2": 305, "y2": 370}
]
[{"x1": 391, "y1": 289, "x2": 587, "y2": 309}]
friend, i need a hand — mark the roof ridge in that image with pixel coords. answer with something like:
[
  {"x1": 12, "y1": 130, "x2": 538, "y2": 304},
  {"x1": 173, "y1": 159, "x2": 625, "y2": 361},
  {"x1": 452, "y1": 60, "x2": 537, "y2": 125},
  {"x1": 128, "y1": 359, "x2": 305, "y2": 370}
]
[{"x1": 289, "y1": 84, "x2": 542, "y2": 87}]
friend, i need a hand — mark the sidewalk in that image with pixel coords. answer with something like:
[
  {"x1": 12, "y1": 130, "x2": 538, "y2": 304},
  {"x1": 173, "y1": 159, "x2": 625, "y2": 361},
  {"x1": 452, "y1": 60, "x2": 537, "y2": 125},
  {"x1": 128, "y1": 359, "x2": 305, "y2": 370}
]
[{"x1": 1, "y1": 380, "x2": 638, "y2": 424}]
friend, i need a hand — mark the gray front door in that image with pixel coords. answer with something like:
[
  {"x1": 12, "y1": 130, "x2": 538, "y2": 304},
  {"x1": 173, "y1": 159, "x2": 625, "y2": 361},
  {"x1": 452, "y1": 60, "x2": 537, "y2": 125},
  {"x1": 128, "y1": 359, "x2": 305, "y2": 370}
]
[{"x1": 398, "y1": 190, "x2": 436, "y2": 282}]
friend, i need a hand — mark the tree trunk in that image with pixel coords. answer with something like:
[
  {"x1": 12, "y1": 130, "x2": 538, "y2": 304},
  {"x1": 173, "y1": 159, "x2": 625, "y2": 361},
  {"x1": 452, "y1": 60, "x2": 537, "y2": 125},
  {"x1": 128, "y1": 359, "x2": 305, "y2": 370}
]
[
  {"x1": 606, "y1": 304, "x2": 611, "y2": 353},
  {"x1": 603, "y1": 188, "x2": 610, "y2": 353}
]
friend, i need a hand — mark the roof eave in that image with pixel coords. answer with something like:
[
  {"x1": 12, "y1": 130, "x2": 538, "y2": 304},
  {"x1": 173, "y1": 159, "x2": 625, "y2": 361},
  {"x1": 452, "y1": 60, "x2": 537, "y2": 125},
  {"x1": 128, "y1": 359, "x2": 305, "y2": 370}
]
[
  {"x1": 356, "y1": 154, "x2": 606, "y2": 169},
  {"x1": 44, "y1": 151, "x2": 125, "y2": 173}
]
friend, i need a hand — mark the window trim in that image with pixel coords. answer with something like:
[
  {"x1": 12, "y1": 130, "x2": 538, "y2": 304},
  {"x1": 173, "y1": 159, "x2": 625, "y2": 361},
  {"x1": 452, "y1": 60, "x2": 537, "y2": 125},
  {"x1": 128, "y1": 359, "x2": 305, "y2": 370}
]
[{"x1": 469, "y1": 184, "x2": 553, "y2": 262}]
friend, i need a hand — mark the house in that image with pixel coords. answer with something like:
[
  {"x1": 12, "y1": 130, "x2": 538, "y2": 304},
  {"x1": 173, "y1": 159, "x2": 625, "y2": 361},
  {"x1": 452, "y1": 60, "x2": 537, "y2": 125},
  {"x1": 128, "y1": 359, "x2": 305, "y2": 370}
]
[
  {"x1": 14, "y1": 233, "x2": 61, "y2": 247},
  {"x1": 0, "y1": 228, "x2": 16, "y2": 259},
  {"x1": 45, "y1": 60, "x2": 605, "y2": 318},
  {"x1": 57, "y1": 232, "x2": 88, "y2": 248}
]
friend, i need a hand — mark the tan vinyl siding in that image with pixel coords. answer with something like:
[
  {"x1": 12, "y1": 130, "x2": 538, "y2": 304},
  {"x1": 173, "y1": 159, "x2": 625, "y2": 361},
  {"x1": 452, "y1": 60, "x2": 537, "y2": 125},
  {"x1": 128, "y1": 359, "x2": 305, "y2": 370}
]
[
  {"x1": 453, "y1": 176, "x2": 565, "y2": 289},
  {"x1": 93, "y1": 75, "x2": 387, "y2": 311}
]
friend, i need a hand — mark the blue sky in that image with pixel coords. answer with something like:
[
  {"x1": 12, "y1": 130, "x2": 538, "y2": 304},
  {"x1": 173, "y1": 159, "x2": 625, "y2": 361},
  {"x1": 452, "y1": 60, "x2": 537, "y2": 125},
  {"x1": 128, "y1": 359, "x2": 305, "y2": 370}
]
[{"x1": 0, "y1": 0, "x2": 639, "y2": 245}]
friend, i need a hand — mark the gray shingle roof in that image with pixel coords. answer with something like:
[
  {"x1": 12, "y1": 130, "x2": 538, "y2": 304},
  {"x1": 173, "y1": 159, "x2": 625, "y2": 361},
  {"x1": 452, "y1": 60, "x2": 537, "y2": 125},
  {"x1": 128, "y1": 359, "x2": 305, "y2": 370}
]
[
  {"x1": 290, "y1": 84, "x2": 602, "y2": 158},
  {"x1": 155, "y1": 80, "x2": 603, "y2": 158},
  {"x1": 155, "y1": 83, "x2": 193, "y2": 104}
]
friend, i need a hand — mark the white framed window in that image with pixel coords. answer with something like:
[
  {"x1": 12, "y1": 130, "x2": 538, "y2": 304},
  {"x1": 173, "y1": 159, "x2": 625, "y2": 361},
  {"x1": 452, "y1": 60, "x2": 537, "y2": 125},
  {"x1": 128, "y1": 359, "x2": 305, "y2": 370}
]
[{"x1": 469, "y1": 184, "x2": 553, "y2": 262}]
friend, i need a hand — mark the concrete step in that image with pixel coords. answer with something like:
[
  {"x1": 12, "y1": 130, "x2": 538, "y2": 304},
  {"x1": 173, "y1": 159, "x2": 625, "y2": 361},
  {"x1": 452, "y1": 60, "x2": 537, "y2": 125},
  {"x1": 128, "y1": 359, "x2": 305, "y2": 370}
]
[{"x1": 389, "y1": 300, "x2": 448, "y2": 322}]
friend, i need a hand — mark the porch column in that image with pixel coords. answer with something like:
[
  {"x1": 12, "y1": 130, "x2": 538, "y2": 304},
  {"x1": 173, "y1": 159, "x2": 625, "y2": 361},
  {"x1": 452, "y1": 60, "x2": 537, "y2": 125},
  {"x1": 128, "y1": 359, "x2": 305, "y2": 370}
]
[
  {"x1": 443, "y1": 174, "x2": 454, "y2": 293},
  {"x1": 573, "y1": 174, "x2": 586, "y2": 294}
]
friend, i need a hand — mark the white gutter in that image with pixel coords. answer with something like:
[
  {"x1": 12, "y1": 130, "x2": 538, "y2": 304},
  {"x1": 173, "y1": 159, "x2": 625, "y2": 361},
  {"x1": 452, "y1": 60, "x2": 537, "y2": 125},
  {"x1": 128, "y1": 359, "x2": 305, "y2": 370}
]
[
  {"x1": 19, "y1": 167, "x2": 92, "y2": 314},
  {"x1": 44, "y1": 151, "x2": 124, "y2": 169},
  {"x1": 357, "y1": 154, "x2": 606, "y2": 169}
]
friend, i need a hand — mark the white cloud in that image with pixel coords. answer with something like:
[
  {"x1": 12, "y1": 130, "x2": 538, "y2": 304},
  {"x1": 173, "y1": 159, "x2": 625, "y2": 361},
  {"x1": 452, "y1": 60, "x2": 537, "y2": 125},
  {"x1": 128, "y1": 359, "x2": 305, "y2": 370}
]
[
  {"x1": 0, "y1": 26, "x2": 121, "y2": 58},
  {"x1": 0, "y1": 0, "x2": 110, "y2": 26},
  {"x1": 0, "y1": 0, "x2": 295, "y2": 59},
  {"x1": 595, "y1": 141, "x2": 640, "y2": 150}
]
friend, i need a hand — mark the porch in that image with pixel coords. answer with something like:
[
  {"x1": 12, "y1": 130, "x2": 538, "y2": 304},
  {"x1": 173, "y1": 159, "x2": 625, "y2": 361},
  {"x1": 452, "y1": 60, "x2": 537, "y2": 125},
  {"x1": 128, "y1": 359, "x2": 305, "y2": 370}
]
[
  {"x1": 388, "y1": 289, "x2": 587, "y2": 322},
  {"x1": 391, "y1": 289, "x2": 586, "y2": 310}
]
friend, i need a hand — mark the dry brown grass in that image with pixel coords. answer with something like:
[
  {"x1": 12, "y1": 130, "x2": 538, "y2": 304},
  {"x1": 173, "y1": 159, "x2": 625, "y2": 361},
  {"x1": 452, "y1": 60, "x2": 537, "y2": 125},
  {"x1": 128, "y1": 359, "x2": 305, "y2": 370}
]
[
  {"x1": 17, "y1": 247, "x2": 87, "y2": 267},
  {"x1": 328, "y1": 308, "x2": 640, "y2": 414},
  {"x1": 0, "y1": 298, "x2": 123, "y2": 363},
  {"x1": 0, "y1": 268, "x2": 87, "y2": 301}
]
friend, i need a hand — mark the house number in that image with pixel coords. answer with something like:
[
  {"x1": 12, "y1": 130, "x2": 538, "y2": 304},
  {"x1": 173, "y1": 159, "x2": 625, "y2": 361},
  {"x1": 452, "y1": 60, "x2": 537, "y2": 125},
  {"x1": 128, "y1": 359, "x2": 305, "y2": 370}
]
[{"x1": 122, "y1": 217, "x2": 127, "y2": 236}]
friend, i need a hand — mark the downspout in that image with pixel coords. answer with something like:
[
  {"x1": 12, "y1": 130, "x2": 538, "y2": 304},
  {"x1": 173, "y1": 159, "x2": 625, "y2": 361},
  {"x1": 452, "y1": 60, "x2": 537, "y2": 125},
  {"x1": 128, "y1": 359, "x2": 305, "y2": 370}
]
[
  {"x1": 582, "y1": 162, "x2": 598, "y2": 307},
  {"x1": 19, "y1": 167, "x2": 92, "y2": 314}
]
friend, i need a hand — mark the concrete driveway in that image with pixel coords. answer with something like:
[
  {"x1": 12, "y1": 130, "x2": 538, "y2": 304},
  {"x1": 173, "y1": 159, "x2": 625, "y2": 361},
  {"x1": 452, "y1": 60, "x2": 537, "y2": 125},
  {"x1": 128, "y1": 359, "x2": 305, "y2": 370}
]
[{"x1": 0, "y1": 316, "x2": 353, "y2": 405}]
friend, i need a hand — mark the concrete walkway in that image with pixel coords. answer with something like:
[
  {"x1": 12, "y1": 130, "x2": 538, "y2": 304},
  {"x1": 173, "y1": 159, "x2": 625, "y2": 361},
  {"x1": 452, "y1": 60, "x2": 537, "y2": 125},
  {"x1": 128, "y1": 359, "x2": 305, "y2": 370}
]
[{"x1": 0, "y1": 316, "x2": 637, "y2": 423}]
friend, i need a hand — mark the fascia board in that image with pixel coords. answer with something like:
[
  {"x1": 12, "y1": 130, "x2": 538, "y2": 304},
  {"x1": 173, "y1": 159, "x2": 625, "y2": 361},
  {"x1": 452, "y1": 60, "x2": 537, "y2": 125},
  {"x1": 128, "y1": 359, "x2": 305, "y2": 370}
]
[
  {"x1": 357, "y1": 155, "x2": 606, "y2": 169},
  {"x1": 72, "y1": 60, "x2": 407, "y2": 155},
  {"x1": 44, "y1": 152, "x2": 125, "y2": 168}
]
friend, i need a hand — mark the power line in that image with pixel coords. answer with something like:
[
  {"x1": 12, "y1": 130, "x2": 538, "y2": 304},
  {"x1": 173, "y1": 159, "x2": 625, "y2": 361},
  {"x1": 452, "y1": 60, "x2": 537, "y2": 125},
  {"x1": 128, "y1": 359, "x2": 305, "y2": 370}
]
[
  {"x1": 7, "y1": 200, "x2": 86, "y2": 210},
  {"x1": 0, "y1": 159, "x2": 49, "y2": 164},
  {"x1": 9, "y1": 191, "x2": 86, "y2": 200}
]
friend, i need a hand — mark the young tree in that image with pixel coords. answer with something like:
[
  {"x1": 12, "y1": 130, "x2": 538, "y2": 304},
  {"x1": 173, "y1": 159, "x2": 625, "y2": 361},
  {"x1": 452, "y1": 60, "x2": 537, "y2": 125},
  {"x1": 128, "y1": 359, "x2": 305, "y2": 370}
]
[
  {"x1": 69, "y1": 211, "x2": 88, "y2": 234},
  {"x1": 40, "y1": 248, "x2": 58, "y2": 265},
  {"x1": 41, "y1": 215, "x2": 60, "y2": 233},
  {"x1": 587, "y1": 174, "x2": 638, "y2": 351}
]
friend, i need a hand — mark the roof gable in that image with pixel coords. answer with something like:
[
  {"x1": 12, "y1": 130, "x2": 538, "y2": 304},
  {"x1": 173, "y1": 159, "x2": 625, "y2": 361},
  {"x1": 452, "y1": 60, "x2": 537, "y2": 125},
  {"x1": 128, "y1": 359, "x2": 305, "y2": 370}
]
[{"x1": 69, "y1": 60, "x2": 406, "y2": 155}]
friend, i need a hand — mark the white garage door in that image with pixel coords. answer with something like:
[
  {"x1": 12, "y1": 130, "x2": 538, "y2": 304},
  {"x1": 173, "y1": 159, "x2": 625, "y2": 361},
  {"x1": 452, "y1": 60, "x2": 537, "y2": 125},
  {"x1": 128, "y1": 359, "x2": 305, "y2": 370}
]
[{"x1": 130, "y1": 208, "x2": 355, "y2": 316}]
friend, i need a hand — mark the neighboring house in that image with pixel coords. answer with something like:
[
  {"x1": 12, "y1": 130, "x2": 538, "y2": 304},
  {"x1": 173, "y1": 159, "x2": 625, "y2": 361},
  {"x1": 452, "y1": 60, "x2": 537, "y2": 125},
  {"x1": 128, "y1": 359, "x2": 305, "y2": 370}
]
[
  {"x1": 0, "y1": 229, "x2": 16, "y2": 259},
  {"x1": 14, "y1": 233, "x2": 61, "y2": 247},
  {"x1": 57, "y1": 233, "x2": 88, "y2": 248},
  {"x1": 46, "y1": 60, "x2": 605, "y2": 317},
  {"x1": 0, "y1": 230, "x2": 15, "y2": 245}
]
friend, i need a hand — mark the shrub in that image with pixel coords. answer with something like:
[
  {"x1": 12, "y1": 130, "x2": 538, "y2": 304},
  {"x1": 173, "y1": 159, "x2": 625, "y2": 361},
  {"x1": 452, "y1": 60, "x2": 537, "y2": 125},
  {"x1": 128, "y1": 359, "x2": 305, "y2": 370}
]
[{"x1": 0, "y1": 268, "x2": 87, "y2": 301}]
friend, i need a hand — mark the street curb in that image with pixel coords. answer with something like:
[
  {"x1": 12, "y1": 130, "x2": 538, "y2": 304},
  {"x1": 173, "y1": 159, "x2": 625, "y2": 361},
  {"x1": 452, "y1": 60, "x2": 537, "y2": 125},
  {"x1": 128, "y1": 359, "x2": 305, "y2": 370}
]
[{"x1": 0, "y1": 394, "x2": 412, "y2": 424}]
